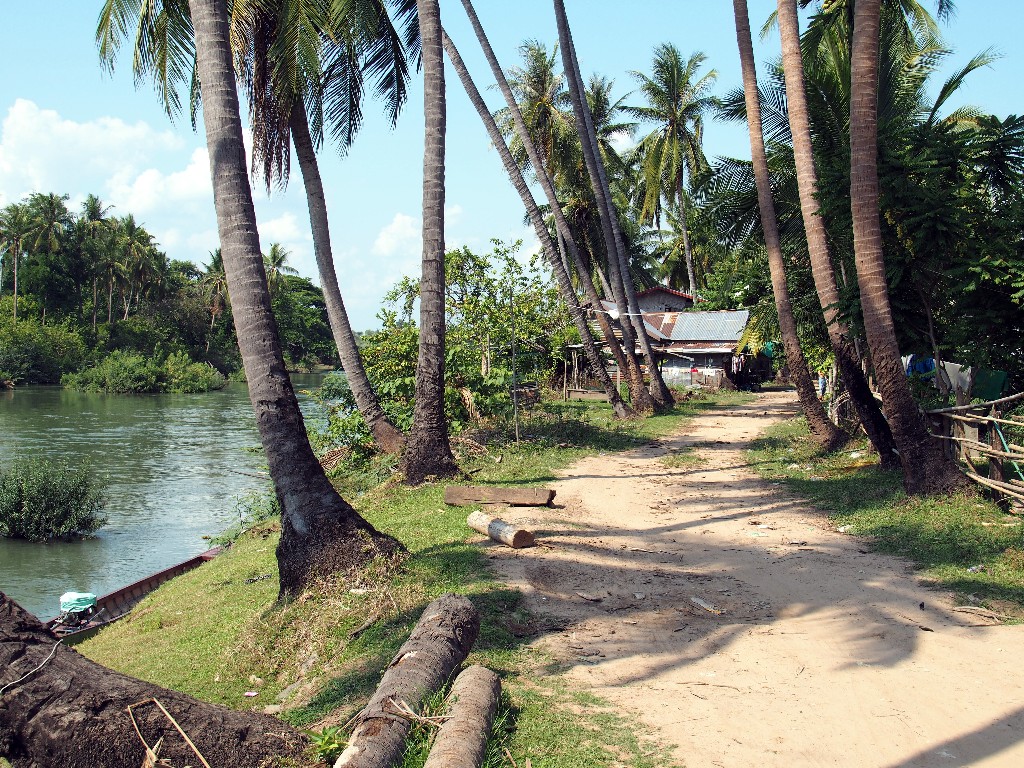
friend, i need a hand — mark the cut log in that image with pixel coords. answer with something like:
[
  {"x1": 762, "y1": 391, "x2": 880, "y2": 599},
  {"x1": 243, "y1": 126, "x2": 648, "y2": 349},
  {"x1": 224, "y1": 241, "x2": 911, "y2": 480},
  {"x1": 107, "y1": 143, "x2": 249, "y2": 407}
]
[
  {"x1": 335, "y1": 593, "x2": 481, "y2": 768},
  {"x1": 423, "y1": 665, "x2": 501, "y2": 768},
  {"x1": 0, "y1": 593, "x2": 307, "y2": 768},
  {"x1": 467, "y1": 511, "x2": 535, "y2": 549},
  {"x1": 445, "y1": 486, "x2": 555, "y2": 507}
]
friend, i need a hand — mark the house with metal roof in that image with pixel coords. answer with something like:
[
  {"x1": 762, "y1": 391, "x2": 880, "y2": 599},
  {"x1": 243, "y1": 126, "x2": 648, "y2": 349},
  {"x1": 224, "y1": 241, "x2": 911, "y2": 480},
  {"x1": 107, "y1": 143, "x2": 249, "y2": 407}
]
[{"x1": 597, "y1": 303, "x2": 772, "y2": 387}]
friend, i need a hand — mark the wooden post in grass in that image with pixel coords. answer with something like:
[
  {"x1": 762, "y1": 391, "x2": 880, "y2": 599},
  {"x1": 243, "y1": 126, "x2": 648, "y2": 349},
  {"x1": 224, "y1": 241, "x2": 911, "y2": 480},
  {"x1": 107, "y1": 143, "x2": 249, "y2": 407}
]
[{"x1": 467, "y1": 511, "x2": 535, "y2": 549}]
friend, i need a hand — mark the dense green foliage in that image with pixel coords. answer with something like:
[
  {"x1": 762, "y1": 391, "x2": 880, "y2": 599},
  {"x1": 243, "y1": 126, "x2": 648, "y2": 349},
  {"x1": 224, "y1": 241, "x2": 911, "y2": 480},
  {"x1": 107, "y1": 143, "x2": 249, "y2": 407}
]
[
  {"x1": 0, "y1": 317, "x2": 86, "y2": 385},
  {"x1": 700, "y1": 6, "x2": 1024, "y2": 386},
  {"x1": 0, "y1": 194, "x2": 337, "y2": 388},
  {"x1": 0, "y1": 459, "x2": 107, "y2": 541},
  {"x1": 61, "y1": 350, "x2": 226, "y2": 394},
  {"x1": 311, "y1": 240, "x2": 576, "y2": 460}
]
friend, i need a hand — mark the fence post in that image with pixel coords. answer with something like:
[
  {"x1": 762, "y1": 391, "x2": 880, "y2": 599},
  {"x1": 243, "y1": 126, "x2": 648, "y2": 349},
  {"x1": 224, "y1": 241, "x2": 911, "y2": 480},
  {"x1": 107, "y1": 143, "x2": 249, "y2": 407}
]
[{"x1": 990, "y1": 405, "x2": 1004, "y2": 486}]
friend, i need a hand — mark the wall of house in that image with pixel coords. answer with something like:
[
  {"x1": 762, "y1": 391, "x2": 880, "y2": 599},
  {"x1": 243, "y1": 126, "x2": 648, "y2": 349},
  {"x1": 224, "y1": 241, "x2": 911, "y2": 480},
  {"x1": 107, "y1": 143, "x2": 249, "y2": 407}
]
[{"x1": 637, "y1": 292, "x2": 694, "y2": 313}]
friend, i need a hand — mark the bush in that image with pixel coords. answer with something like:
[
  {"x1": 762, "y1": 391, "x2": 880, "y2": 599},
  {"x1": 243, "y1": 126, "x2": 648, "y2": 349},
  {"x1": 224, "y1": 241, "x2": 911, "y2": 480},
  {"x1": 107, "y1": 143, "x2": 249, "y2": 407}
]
[
  {"x1": 162, "y1": 352, "x2": 226, "y2": 393},
  {"x1": 62, "y1": 350, "x2": 226, "y2": 393},
  {"x1": 0, "y1": 318, "x2": 86, "y2": 384},
  {"x1": 0, "y1": 459, "x2": 107, "y2": 541},
  {"x1": 62, "y1": 350, "x2": 161, "y2": 393}
]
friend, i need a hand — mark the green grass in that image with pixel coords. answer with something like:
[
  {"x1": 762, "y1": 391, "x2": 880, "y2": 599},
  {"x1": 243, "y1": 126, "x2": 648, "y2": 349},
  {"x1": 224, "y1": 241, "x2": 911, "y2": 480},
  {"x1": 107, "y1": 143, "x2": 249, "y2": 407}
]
[
  {"x1": 79, "y1": 392, "x2": 747, "y2": 767},
  {"x1": 748, "y1": 417, "x2": 1024, "y2": 617}
]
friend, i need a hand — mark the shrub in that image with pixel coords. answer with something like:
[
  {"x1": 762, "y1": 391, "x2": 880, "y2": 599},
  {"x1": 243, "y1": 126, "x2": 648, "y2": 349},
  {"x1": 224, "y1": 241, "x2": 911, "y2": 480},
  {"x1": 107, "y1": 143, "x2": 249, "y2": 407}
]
[
  {"x1": 62, "y1": 350, "x2": 161, "y2": 393},
  {"x1": 62, "y1": 350, "x2": 226, "y2": 393},
  {"x1": 0, "y1": 318, "x2": 86, "y2": 384},
  {"x1": 162, "y1": 352, "x2": 226, "y2": 393},
  {"x1": 0, "y1": 459, "x2": 107, "y2": 541}
]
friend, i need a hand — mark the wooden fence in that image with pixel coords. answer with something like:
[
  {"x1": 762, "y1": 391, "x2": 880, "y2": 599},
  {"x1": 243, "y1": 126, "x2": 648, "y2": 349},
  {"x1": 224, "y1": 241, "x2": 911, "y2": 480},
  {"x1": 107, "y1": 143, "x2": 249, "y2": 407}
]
[{"x1": 927, "y1": 391, "x2": 1024, "y2": 507}]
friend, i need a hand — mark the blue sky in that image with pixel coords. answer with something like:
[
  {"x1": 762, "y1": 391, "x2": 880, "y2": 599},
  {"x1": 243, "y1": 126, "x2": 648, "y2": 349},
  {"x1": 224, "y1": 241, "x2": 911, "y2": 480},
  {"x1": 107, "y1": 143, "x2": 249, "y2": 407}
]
[{"x1": 2, "y1": 1, "x2": 1022, "y2": 330}]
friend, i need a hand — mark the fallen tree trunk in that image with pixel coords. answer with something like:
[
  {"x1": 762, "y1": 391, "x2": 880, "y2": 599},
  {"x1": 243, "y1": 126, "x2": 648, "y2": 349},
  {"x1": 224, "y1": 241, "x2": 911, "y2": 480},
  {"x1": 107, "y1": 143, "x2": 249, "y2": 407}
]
[
  {"x1": 0, "y1": 593, "x2": 307, "y2": 768},
  {"x1": 445, "y1": 486, "x2": 555, "y2": 507},
  {"x1": 466, "y1": 511, "x2": 535, "y2": 549},
  {"x1": 423, "y1": 665, "x2": 500, "y2": 768},
  {"x1": 335, "y1": 593, "x2": 480, "y2": 768}
]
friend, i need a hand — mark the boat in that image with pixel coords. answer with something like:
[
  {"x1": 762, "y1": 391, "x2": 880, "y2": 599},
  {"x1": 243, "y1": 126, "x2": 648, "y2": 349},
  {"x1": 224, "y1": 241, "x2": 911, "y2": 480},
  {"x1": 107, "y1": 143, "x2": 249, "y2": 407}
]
[{"x1": 46, "y1": 546, "x2": 222, "y2": 644}]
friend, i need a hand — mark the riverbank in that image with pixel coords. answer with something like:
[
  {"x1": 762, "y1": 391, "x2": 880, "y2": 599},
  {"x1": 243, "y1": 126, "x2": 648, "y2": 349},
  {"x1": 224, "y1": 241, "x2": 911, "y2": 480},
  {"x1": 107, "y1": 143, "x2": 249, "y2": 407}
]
[
  {"x1": 78, "y1": 392, "x2": 751, "y2": 766},
  {"x1": 0, "y1": 373, "x2": 327, "y2": 619}
]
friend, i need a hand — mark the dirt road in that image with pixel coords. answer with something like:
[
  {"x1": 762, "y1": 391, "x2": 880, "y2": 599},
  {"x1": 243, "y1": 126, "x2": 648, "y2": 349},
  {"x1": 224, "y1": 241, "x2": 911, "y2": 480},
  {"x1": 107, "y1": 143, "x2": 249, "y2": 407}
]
[{"x1": 486, "y1": 391, "x2": 1024, "y2": 767}]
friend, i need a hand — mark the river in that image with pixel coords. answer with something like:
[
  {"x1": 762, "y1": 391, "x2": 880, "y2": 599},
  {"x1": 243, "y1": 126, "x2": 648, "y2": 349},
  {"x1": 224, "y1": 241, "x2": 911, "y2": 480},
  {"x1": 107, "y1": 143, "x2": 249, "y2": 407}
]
[{"x1": 0, "y1": 373, "x2": 328, "y2": 620}]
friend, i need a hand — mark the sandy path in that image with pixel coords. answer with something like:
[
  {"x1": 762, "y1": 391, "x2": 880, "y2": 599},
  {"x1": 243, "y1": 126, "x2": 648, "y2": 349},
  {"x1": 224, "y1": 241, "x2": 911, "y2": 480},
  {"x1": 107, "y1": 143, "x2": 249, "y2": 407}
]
[{"x1": 485, "y1": 391, "x2": 1024, "y2": 768}]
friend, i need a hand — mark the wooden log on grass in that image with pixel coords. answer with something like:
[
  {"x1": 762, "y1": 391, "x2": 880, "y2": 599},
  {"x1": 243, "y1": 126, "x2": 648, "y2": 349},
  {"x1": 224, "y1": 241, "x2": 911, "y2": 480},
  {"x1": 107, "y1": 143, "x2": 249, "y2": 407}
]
[
  {"x1": 335, "y1": 594, "x2": 480, "y2": 768},
  {"x1": 423, "y1": 665, "x2": 501, "y2": 768},
  {"x1": 0, "y1": 593, "x2": 307, "y2": 768},
  {"x1": 467, "y1": 511, "x2": 535, "y2": 549},
  {"x1": 445, "y1": 486, "x2": 555, "y2": 507}
]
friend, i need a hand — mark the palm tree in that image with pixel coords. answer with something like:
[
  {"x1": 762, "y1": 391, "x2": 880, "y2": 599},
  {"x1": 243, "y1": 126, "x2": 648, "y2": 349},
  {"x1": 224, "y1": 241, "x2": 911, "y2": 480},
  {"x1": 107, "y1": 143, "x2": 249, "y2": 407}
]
[
  {"x1": 262, "y1": 241, "x2": 298, "y2": 297},
  {"x1": 441, "y1": 28, "x2": 633, "y2": 418},
  {"x1": 400, "y1": 0, "x2": 460, "y2": 485},
  {"x1": 79, "y1": 194, "x2": 115, "y2": 330},
  {"x1": 775, "y1": 0, "x2": 898, "y2": 467},
  {"x1": 848, "y1": 0, "x2": 964, "y2": 493},
  {"x1": 113, "y1": 214, "x2": 158, "y2": 319},
  {"x1": 552, "y1": 0, "x2": 674, "y2": 409},
  {"x1": 733, "y1": 0, "x2": 844, "y2": 447},
  {"x1": 230, "y1": 0, "x2": 412, "y2": 454},
  {"x1": 201, "y1": 248, "x2": 229, "y2": 338},
  {"x1": 627, "y1": 44, "x2": 717, "y2": 298},
  {"x1": 458, "y1": 0, "x2": 641, "y2": 412},
  {"x1": 186, "y1": 0, "x2": 402, "y2": 595},
  {"x1": 97, "y1": 0, "x2": 411, "y2": 454},
  {"x1": 0, "y1": 203, "x2": 32, "y2": 322}
]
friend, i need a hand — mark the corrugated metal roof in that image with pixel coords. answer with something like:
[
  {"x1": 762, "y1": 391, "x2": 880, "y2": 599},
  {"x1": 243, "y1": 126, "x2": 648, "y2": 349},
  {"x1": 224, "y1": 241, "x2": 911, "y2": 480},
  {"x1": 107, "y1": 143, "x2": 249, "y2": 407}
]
[{"x1": 665, "y1": 310, "x2": 749, "y2": 342}]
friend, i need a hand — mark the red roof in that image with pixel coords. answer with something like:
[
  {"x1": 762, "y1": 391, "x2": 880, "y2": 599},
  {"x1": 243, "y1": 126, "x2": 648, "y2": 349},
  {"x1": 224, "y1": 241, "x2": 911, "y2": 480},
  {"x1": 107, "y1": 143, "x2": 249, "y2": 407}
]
[{"x1": 636, "y1": 286, "x2": 706, "y2": 302}]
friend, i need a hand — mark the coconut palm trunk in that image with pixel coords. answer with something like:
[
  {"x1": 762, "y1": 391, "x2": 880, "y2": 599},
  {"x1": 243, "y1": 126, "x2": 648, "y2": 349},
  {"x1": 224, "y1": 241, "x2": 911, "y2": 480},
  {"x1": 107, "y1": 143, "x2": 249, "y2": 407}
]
[
  {"x1": 676, "y1": 188, "x2": 698, "y2": 297},
  {"x1": 401, "y1": 0, "x2": 459, "y2": 485},
  {"x1": 848, "y1": 0, "x2": 964, "y2": 493},
  {"x1": 733, "y1": 0, "x2": 844, "y2": 448},
  {"x1": 186, "y1": 0, "x2": 402, "y2": 596},
  {"x1": 552, "y1": 0, "x2": 675, "y2": 410},
  {"x1": 441, "y1": 29, "x2": 633, "y2": 418},
  {"x1": 776, "y1": 0, "x2": 898, "y2": 468},
  {"x1": 289, "y1": 101, "x2": 405, "y2": 454},
  {"x1": 458, "y1": 0, "x2": 642, "y2": 411}
]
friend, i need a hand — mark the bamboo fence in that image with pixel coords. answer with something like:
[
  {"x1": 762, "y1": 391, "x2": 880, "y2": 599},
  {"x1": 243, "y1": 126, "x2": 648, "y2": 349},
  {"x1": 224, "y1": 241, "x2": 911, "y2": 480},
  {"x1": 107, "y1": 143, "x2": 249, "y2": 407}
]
[{"x1": 926, "y1": 391, "x2": 1024, "y2": 507}]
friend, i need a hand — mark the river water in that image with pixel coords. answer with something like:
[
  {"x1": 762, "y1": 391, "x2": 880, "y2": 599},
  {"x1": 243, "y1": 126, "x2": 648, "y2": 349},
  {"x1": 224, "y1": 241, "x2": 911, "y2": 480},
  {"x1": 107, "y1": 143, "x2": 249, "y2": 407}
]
[{"x1": 0, "y1": 373, "x2": 327, "y2": 619}]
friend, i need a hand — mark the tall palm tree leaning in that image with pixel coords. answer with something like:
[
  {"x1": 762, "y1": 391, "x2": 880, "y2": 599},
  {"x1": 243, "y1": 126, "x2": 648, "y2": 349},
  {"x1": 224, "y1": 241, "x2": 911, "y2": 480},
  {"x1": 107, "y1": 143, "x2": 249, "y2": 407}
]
[
  {"x1": 732, "y1": 0, "x2": 844, "y2": 448},
  {"x1": 628, "y1": 44, "x2": 717, "y2": 299},
  {"x1": 97, "y1": 0, "x2": 408, "y2": 455},
  {"x1": 459, "y1": 0, "x2": 641, "y2": 416},
  {"x1": 551, "y1": 0, "x2": 675, "y2": 410},
  {"x1": 185, "y1": 0, "x2": 402, "y2": 596},
  {"x1": 441, "y1": 29, "x2": 634, "y2": 418},
  {"x1": 775, "y1": 0, "x2": 899, "y2": 468},
  {"x1": 229, "y1": 0, "x2": 409, "y2": 454},
  {"x1": 400, "y1": 0, "x2": 460, "y2": 484},
  {"x1": 847, "y1": 0, "x2": 964, "y2": 493}
]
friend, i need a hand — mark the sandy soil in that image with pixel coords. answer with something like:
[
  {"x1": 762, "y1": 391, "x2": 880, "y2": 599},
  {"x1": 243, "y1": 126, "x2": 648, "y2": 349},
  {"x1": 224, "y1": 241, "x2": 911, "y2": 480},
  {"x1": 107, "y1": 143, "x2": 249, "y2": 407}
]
[{"x1": 483, "y1": 390, "x2": 1024, "y2": 768}]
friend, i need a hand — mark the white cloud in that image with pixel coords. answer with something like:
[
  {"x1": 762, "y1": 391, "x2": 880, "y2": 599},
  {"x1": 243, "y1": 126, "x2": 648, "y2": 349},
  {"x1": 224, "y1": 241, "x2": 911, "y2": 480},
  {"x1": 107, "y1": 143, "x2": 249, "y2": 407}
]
[
  {"x1": 107, "y1": 147, "x2": 211, "y2": 215},
  {"x1": 372, "y1": 212, "x2": 419, "y2": 257},
  {"x1": 0, "y1": 98, "x2": 182, "y2": 206},
  {"x1": 259, "y1": 211, "x2": 308, "y2": 245}
]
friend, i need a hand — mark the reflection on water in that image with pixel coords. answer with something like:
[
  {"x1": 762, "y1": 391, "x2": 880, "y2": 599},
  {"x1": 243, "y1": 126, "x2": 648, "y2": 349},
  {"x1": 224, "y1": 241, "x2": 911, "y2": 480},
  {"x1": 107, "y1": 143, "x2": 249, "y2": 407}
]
[{"x1": 0, "y1": 373, "x2": 327, "y2": 619}]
